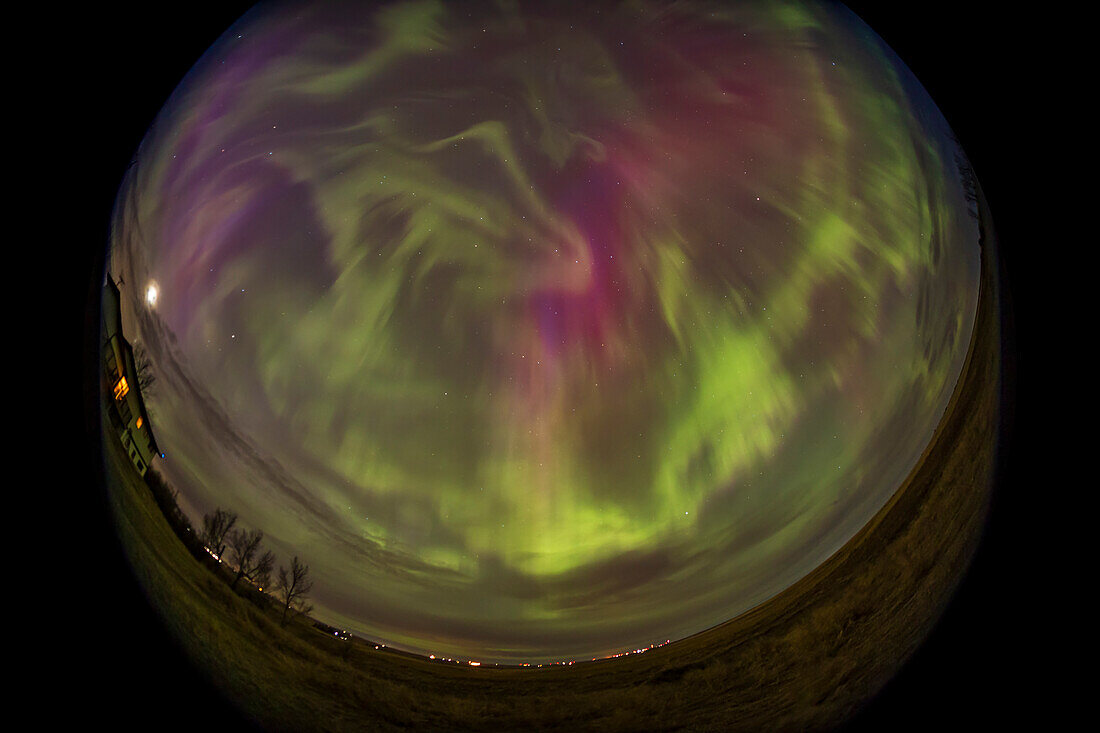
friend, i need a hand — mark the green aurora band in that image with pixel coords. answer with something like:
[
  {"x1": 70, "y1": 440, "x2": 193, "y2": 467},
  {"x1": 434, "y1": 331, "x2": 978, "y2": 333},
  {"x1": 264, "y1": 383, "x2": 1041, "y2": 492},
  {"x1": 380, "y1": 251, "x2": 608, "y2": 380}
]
[{"x1": 109, "y1": 0, "x2": 980, "y2": 663}]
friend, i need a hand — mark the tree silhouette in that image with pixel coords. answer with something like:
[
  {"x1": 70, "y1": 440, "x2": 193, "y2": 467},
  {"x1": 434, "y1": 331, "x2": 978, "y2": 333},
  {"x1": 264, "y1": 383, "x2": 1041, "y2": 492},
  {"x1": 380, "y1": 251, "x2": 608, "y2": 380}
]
[
  {"x1": 227, "y1": 527, "x2": 266, "y2": 590},
  {"x1": 200, "y1": 508, "x2": 237, "y2": 560},
  {"x1": 254, "y1": 550, "x2": 276, "y2": 591},
  {"x1": 276, "y1": 556, "x2": 314, "y2": 626},
  {"x1": 133, "y1": 341, "x2": 157, "y2": 395}
]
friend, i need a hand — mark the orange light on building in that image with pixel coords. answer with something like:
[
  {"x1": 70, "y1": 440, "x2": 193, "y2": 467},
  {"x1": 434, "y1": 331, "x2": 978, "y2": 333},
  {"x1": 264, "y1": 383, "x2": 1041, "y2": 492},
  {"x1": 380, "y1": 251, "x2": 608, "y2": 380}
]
[
  {"x1": 113, "y1": 376, "x2": 129, "y2": 400},
  {"x1": 136, "y1": 416, "x2": 143, "y2": 428}
]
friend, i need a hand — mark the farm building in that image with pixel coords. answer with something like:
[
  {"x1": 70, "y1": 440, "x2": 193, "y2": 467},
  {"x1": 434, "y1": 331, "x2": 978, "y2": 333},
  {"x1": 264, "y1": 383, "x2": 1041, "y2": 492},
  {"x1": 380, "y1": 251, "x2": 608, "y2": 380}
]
[{"x1": 102, "y1": 273, "x2": 160, "y2": 476}]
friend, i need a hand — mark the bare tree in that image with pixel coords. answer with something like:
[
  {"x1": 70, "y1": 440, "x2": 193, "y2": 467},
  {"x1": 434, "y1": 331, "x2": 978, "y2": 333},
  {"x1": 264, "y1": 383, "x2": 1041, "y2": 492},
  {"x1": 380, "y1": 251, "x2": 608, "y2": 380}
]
[
  {"x1": 276, "y1": 556, "x2": 314, "y2": 626},
  {"x1": 253, "y1": 550, "x2": 276, "y2": 591},
  {"x1": 227, "y1": 528, "x2": 266, "y2": 590},
  {"x1": 200, "y1": 508, "x2": 237, "y2": 559},
  {"x1": 133, "y1": 341, "x2": 157, "y2": 395}
]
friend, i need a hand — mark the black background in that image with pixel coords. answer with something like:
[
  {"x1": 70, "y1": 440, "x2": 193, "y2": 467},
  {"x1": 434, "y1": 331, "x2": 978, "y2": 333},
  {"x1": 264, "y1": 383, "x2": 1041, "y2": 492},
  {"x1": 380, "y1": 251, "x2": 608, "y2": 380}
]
[{"x1": 60, "y1": 2, "x2": 1038, "y2": 729}]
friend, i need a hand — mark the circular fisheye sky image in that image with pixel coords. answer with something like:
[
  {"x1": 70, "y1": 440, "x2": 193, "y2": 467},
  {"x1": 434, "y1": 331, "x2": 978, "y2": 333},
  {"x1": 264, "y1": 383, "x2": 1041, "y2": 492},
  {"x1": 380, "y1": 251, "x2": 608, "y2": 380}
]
[{"x1": 82, "y1": 1, "x2": 1016, "y2": 730}]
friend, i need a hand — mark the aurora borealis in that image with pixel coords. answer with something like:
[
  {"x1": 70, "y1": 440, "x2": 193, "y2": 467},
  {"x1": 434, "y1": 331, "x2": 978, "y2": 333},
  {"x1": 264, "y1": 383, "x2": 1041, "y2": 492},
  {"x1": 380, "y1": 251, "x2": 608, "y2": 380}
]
[{"x1": 107, "y1": 0, "x2": 981, "y2": 665}]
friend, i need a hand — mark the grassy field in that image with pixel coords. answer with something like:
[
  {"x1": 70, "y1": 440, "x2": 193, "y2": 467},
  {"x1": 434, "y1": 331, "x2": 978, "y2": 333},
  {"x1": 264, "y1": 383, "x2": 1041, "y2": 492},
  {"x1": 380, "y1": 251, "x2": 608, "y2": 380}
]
[{"x1": 96, "y1": 211, "x2": 1003, "y2": 731}]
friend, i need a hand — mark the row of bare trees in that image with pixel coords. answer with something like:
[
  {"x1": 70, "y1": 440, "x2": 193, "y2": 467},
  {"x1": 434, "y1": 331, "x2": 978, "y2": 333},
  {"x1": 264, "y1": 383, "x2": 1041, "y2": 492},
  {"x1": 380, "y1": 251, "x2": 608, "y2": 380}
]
[
  {"x1": 134, "y1": 350, "x2": 313, "y2": 629},
  {"x1": 200, "y1": 508, "x2": 314, "y2": 626}
]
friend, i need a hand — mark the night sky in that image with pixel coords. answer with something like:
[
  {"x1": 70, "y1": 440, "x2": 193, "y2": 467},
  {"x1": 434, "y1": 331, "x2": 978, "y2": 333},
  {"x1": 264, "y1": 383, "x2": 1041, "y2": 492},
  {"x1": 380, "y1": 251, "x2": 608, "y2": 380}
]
[{"x1": 107, "y1": 0, "x2": 980, "y2": 665}]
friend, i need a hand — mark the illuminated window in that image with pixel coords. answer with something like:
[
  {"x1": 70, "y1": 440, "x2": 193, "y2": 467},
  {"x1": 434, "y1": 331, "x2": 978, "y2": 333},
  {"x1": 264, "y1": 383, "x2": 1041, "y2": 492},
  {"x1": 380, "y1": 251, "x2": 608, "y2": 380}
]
[
  {"x1": 136, "y1": 416, "x2": 143, "y2": 429},
  {"x1": 113, "y1": 376, "x2": 129, "y2": 400}
]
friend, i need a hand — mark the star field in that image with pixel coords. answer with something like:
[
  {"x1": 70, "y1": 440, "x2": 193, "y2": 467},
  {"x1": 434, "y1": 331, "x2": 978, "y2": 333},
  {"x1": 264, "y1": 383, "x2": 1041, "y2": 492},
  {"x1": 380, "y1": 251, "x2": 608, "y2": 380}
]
[{"x1": 108, "y1": 0, "x2": 980, "y2": 664}]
